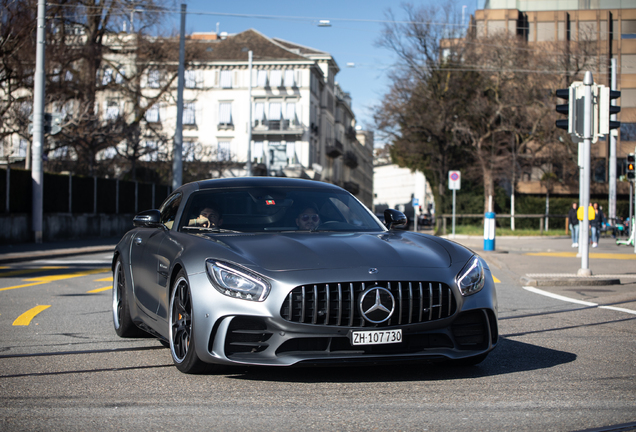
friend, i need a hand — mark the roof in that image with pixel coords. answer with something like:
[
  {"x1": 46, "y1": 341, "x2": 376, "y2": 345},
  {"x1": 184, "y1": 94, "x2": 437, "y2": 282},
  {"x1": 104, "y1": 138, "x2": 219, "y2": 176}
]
[{"x1": 188, "y1": 29, "x2": 317, "y2": 63}]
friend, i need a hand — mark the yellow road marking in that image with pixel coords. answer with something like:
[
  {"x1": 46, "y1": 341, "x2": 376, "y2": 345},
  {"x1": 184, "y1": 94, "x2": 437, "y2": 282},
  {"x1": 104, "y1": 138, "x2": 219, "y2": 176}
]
[
  {"x1": 0, "y1": 266, "x2": 68, "y2": 278},
  {"x1": 492, "y1": 276, "x2": 501, "y2": 283},
  {"x1": 526, "y1": 252, "x2": 636, "y2": 260},
  {"x1": 0, "y1": 268, "x2": 109, "y2": 292},
  {"x1": 94, "y1": 276, "x2": 112, "y2": 282},
  {"x1": 87, "y1": 286, "x2": 112, "y2": 293},
  {"x1": 13, "y1": 305, "x2": 51, "y2": 326}
]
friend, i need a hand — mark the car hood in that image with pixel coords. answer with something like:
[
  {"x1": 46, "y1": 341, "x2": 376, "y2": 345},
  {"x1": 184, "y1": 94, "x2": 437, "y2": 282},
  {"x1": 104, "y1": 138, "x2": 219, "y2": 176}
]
[{"x1": 206, "y1": 231, "x2": 453, "y2": 272}]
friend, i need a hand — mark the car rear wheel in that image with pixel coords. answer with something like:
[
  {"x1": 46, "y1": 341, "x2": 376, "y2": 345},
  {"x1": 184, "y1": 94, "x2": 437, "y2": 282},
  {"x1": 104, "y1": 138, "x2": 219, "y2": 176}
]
[
  {"x1": 113, "y1": 258, "x2": 143, "y2": 337},
  {"x1": 169, "y1": 270, "x2": 208, "y2": 374}
]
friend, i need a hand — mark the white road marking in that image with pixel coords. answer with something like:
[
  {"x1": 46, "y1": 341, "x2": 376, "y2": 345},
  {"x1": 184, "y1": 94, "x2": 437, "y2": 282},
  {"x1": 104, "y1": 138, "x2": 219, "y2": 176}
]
[{"x1": 522, "y1": 286, "x2": 636, "y2": 316}]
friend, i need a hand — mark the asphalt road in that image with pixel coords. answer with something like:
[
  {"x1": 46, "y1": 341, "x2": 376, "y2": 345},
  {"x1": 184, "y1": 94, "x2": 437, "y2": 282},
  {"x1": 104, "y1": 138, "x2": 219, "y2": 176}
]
[{"x1": 0, "y1": 241, "x2": 635, "y2": 431}]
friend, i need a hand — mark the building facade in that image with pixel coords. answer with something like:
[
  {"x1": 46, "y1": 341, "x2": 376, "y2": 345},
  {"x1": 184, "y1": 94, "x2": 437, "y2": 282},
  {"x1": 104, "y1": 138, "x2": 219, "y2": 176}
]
[
  {"x1": 475, "y1": 0, "x2": 636, "y2": 195},
  {"x1": 125, "y1": 29, "x2": 373, "y2": 207}
]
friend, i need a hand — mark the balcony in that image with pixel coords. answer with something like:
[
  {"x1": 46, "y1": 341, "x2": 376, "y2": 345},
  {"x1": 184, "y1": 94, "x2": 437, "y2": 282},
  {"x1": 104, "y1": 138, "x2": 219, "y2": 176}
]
[
  {"x1": 252, "y1": 119, "x2": 304, "y2": 137},
  {"x1": 325, "y1": 139, "x2": 343, "y2": 158},
  {"x1": 343, "y1": 181, "x2": 360, "y2": 195},
  {"x1": 343, "y1": 151, "x2": 358, "y2": 168}
]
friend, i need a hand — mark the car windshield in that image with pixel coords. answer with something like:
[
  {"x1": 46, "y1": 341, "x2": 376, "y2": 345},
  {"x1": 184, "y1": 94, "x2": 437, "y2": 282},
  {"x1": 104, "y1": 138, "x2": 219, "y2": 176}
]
[{"x1": 179, "y1": 186, "x2": 385, "y2": 233}]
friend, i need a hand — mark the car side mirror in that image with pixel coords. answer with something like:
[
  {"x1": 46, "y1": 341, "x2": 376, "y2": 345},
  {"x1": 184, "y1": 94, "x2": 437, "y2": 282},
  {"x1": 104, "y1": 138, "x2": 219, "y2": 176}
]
[
  {"x1": 133, "y1": 209, "x2": 163, "y2": 228},
  {"x1": 384, "y1": 209, "x2": 407, "y2": 230}
]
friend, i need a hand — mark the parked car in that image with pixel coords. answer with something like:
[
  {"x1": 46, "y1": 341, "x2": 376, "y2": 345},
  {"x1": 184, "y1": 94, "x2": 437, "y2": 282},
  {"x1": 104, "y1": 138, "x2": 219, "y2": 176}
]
[{"x1": 112, "y1": 177, "x2": 498, "y2": 373}]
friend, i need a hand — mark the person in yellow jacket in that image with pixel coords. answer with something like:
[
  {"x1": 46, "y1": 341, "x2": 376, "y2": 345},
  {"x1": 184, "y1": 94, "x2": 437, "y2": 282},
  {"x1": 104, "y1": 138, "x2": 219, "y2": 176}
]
[{"x1": 577, "y1": 203, "x2": 596, "y2": 245}]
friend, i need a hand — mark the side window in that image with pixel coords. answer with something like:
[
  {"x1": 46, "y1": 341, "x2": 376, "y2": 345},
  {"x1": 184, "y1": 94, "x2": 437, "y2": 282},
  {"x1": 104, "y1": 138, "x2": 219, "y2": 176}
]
[{"x1": 159, "y1": 193, "x2": 182, "y2": 230}]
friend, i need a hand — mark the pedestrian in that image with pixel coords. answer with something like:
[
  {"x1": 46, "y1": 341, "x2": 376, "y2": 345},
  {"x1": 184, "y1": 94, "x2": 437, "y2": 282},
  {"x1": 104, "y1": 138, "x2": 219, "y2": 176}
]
[
  {"x1": 591, "y1": 202, "x2": 604, "y2": 248},
  {"x1": 567, "y1": 202, "x2": 579, "y2": 247}
]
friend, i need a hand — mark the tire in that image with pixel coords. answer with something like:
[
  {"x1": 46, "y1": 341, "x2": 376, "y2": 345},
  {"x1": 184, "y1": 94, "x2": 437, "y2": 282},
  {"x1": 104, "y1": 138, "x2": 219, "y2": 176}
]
[
  {"x1": 169, "y1": 270, "x2": 208, "y2": 374},
  {"x1": 112, "y1": 258, "x2": 143, "y2": 337}
]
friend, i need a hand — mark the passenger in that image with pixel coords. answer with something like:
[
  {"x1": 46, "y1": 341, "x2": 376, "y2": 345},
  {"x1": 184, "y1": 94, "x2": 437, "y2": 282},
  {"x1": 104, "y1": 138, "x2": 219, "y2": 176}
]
[{"x1": 296, "y1": 206, "x2": 320, "y2": 231}]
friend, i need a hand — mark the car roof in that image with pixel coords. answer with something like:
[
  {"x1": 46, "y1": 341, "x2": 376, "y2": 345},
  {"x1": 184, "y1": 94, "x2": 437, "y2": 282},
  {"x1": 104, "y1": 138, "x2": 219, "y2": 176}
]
[{"x1": 187, "y1": 177, "x2": 344, "y2": 192}]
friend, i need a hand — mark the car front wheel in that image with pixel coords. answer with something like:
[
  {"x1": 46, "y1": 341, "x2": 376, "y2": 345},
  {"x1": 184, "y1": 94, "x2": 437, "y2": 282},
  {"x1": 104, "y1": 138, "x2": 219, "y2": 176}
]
[
  {"x1": 112, "y1": 258, "x2": 143, "y2": 337},
  {"x1": 169, "y1": 270, "x2": 208, "y2": 374}
]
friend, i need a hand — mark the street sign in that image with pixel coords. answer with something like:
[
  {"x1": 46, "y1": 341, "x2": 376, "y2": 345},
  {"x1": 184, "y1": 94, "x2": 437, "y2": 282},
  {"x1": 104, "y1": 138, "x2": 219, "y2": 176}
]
[{"x1": 449, "y1": 170, "x2": 461, "y2": 190}]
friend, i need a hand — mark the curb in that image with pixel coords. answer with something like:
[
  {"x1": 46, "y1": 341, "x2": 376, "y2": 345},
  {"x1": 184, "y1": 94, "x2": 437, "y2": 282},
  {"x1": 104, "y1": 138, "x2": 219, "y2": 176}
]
[{"x1": 520, "y1": 276, "x2": 622, "y2": 287}]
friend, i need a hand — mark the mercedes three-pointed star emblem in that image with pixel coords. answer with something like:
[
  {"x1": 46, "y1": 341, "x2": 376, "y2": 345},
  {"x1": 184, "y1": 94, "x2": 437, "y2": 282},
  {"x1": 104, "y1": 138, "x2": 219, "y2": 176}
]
[{"x1": 359, "y1": 287, "x2": 395, "y2": 324}]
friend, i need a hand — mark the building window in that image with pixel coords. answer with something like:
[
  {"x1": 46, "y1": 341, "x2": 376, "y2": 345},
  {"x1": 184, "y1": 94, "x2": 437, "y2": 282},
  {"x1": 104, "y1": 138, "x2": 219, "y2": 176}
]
[
  {"x1": 254, "y1": 102, "x2": 265, "y2": 125},
  {"x1": 270, "y1": 70, "x2": 282, "y2": 87},
  {"x1": 257, "y1": 70, "x2": 268, "y2": 87},
  {"x1": 254, "y1": 141, "x2": 264, "y2": 162},
  {"x1": 285, "y1": 102, "x2": 297, "y2": 124},
  {"x1": 579, "y1": 21, "x2": 597, "y2": 41},
  {"x1": 268, "y1": 102, "x2": 282, "y2": 121},
  {"x1": 220, "y1": 70, "x2": 232, "y2": 88},
  {"x1": 141, "y1": 140, "x2": 158, "y2": 162},
  {"x1": 105, "y1": 100, "x2": 119, "y2": 120},
  {"x1": 284, "y1": 69, "x2": 295, "y2": 87},
  {"x1": 536, "y1": 22, "x2": 555, "y2": 42},
  {"x1": 183, "y1": 102, "x2": 196, "y2": 125},
  {"x1": 183, "y1": 141, "x2": 198, "y2": 162},
  {"x1": 16, "y1": 138, "x2": 28, "y2": 158},
  {"x1": 621, "y1": 123, "x2": 636, "y2": 142},
  {"x1": 102, "y1": 67, "x2": 113, "y2": 85},
  {"x1": 147, "y1": 69, "x2": 160, "y2": 88},
  {"x1": 185, "y1": 70, "x2": 199, "y2": 88},
  {"x1": 218, "y1": 141, "x2": 231, "y2": 161},
  {"x1": 145, "y1": 104, "x2": 160, "y2": 123},
  {"x1": 622, "y1": 20, "x2": 636, "y2": 39},
  {"x1": 218, "y1": 102, "x2": 232, "y2": 127}
]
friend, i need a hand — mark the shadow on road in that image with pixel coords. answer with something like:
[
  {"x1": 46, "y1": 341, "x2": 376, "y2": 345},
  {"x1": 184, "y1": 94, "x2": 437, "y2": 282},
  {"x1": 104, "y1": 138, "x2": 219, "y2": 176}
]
[{"x1": 224, "y1": 337, "x2": 576, "y2": 383}]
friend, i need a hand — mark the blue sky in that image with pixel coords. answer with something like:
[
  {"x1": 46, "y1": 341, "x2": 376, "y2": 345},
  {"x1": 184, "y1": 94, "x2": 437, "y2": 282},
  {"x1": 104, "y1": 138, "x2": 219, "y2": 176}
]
[{"x1": 166, "y1": 0, "x2": 484, "y2": 132}]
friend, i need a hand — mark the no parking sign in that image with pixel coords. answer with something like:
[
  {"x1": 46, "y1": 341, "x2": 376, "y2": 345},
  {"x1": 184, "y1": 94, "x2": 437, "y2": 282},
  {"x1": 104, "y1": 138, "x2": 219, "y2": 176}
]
[{"x1": 449, "y1": 171, "x2": 461, "y2": 190}]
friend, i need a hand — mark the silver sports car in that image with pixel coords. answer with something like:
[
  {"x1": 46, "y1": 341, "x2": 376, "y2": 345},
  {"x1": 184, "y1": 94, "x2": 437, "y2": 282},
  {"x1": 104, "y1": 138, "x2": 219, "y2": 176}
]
[{"x1": 112, "y1": 177, "x2": 498, "y2": 373}]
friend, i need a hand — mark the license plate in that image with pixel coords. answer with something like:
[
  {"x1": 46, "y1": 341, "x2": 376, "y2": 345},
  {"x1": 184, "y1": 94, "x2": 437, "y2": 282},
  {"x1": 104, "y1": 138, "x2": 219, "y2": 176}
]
[{"x1": 351, "y1": 329, "x2": 402, "y2": 346}]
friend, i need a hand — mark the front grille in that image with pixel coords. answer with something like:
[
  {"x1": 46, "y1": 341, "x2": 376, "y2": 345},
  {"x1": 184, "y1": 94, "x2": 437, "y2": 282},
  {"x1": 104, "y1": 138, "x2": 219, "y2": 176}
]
[{"x1": 280, "y1": 281, "x2": 456, "y2": 328}]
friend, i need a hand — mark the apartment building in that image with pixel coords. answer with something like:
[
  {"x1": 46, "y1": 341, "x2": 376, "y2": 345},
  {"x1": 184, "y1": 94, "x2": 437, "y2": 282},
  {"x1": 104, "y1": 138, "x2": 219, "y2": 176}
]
[
  {"x1": 475, "y1": 0, "x2": 636, "y2": 194},
  {"x1": 126, "y1": 29, "x2": 373, "y2": 206}
]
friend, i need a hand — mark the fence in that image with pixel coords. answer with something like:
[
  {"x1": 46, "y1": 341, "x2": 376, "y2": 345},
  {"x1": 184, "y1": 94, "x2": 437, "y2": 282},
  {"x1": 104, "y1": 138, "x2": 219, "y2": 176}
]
[
  {"x1": 0, "y1": 167, "x2": 170, "y2": 215},
  {"x1": 0, "y1": 167, "x2": 171, "y2": 244},
  {"x1": 436, "y1": 213, "x2": 568, "y2": 236}
]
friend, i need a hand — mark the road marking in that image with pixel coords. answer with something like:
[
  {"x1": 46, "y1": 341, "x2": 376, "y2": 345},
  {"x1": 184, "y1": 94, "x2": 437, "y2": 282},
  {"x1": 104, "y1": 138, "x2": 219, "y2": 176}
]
[
  {"x1": 13, "y1": 305, "x2": 51, "y2": 326},
  {"x1": 0, "y1": 268, "x2": 109, "y2": 292},
  {"x1": 522, "y1": 286, "x2": 636, "y2": 315},
  {"x1": 94, "y1": 276, "x2": 112, "y2": 282},
  {"x1": 87, "y1": 286, "x2": 112, "y2": 293},
  {"x1": 526, "y1": 252, "x2": 636, "y2": 260},
  {"x1": 492, "y1": 276, "x2": 501, "y2": 283},
  {"x1": 0, "y1": 266, "x2": 68, "y2": 278}
]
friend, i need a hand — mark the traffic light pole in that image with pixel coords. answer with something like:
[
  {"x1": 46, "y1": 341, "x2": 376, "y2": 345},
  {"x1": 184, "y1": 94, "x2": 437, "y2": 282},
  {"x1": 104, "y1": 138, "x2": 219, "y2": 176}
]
[
  {"x1": 31, "y1": 0, "x2": 46, "y2": 244},
  {"x1": 578, "y1": 72, "x2": 593, "y2": 277}
]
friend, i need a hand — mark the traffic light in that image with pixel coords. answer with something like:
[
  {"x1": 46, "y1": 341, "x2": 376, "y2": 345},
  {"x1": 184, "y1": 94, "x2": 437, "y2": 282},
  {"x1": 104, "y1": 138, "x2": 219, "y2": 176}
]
[
  {"x1": 598, "y1": 86, "x2": 620, "y2": 135},
  {"x1": 555, "y1": 83, "x2": 584, "y2": 136},
  {"x1": 628, "y1": 153, "x2": 635, "y2": 181},
  {"x1": 555, "y1": 88, "x2": 572, "y2": 132}
]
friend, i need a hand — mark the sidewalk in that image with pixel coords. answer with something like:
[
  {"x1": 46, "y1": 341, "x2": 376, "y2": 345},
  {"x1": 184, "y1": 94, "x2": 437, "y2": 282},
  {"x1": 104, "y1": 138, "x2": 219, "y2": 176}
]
[
  {"x1": 445, "y1": 234, "x2": 636, "y2": 286},
  {"x1": 0, "y1": 237, "x2": 119, "y2": 264}
]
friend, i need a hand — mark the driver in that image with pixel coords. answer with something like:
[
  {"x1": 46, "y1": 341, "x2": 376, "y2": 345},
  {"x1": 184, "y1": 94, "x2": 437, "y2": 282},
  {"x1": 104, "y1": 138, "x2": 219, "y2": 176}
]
[
  {"x1": 296, "y1": 206, "x2": 320, "y2": 231},
  {"x1": 191, "y1": 206, "x2": 223, "y2": 228}
]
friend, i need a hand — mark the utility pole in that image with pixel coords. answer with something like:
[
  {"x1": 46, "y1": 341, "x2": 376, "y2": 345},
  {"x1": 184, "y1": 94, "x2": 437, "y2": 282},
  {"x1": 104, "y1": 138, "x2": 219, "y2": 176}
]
[
  {"x1": 172, "y1": 3, "x2": 186, "y2": 190},
  {"x1": 609, "y1": 58, "x2": 617, "y2": 224},
  {"x1": 32, "y1": 0, "x2": 46, "y2": 244},
  {"x1": 246, "y1": 50, "x2": 253, "y2": 176}
]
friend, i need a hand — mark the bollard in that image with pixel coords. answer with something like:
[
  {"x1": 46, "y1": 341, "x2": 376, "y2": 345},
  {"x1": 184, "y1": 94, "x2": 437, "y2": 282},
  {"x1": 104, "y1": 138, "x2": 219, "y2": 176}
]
[{"x1": 484, "y1": 212, "x2": 496, "y2": 251}]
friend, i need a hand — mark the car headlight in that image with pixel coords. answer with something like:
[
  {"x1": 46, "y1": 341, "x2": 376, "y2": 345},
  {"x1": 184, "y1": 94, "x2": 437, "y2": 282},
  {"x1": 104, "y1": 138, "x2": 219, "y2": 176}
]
[
  {"x1": 206, "y1": 260, "x2": 271, "y2": 302},
  {"x1": 456, "y1": 257, "x2": 485, "y2": 296}
]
